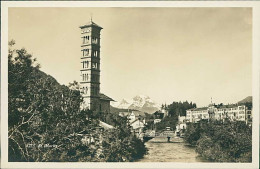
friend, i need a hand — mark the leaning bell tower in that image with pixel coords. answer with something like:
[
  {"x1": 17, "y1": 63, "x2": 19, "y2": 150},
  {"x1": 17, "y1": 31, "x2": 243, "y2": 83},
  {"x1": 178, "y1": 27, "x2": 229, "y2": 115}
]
[{"x1": 79, "y1": 18, "x2": 102, "y2": 111}]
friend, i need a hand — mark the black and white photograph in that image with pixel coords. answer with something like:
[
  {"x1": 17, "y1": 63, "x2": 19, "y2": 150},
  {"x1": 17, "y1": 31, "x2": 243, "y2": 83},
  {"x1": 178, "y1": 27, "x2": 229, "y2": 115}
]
[{"x1": 1, "y1": 1, "x2": 260, "y2": 169}]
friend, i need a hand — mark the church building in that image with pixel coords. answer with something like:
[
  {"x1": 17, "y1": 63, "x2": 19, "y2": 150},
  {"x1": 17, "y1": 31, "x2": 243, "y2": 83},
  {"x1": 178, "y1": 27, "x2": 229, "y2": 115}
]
[{"x1": 79, "y1": 19, "x2": 114, "y2": 113}]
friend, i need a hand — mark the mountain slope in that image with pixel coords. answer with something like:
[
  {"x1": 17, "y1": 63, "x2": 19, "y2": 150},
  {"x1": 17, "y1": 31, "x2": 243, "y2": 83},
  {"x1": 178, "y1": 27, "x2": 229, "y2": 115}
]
[{"x1": 238, "y1": 96, "x2": 252, "y2": 104}]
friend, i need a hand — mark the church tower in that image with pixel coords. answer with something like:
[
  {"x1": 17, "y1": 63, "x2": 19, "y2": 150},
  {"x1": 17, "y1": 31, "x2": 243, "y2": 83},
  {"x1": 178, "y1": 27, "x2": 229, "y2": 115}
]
[{"x1": 79, "y1": 19, "x2": 102, "y2": 111}]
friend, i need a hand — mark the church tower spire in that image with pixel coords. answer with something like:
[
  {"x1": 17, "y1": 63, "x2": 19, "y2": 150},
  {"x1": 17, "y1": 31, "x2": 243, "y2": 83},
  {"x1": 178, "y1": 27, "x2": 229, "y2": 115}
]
[{"x1": 79, "y1": 20, "x2": 103, "y2": 111}]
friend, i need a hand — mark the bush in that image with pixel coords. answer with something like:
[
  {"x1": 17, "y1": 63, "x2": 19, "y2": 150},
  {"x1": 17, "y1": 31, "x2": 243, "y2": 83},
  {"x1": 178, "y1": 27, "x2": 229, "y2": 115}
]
[
  {"x1": 184, "y1": 119, "x2": 252, "y2": 162},
  {"x1": 101, "y1": 115, "x2": 147, "y2": 162}
]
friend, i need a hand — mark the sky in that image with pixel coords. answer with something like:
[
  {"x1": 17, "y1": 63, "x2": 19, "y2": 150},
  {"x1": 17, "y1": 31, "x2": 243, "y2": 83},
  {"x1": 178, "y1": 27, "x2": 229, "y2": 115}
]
[{"x1": 8, "y1": 7, "x2": 252, "y2": 107}]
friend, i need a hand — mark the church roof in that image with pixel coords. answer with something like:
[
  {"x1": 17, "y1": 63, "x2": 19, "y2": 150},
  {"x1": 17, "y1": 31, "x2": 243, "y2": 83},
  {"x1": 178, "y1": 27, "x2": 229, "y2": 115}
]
[
  {"x1": 79, "y1": 21, "x2": 103, "y2": 29},
  {"x1": 99, "y1": 120, "x2": 114, "y2": 130},
  {"x1": 99, "y1": 93, "x2": 114, "y2": 101}
]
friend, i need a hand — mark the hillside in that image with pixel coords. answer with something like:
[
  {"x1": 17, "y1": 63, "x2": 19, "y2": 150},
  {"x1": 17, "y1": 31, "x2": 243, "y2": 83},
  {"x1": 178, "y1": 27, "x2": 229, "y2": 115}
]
[{"x1": 238, "y1": 96, "x2": 252, "y2": 104}]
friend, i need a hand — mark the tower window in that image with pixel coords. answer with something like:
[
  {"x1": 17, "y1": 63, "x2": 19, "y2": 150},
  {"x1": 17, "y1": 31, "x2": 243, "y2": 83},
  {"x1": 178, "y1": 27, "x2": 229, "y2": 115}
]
[
  {"x1": 92, "y1": 37, "x2": 98, "y2": 44},
  {"x1": 83, "y1": 61, "x2": 89, "y2": 68},
  {"x1": 82, "y1": 36, "x2": 90, "y2": 44},
  {"x1": 83, "y1": 49, "x2": 89, "y2": 57},
  {"x1": 92, "y1": 62, "x2": 96, "y2": 68},
  {"x1": 93, "y1": 50, "x2": 98, "y2": 57}
]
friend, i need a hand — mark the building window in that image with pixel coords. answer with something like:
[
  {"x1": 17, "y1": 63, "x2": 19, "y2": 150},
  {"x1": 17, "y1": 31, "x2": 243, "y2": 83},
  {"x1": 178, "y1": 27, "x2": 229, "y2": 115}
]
[
  {"x1": 92, "y1": 37, "x2": 98, "y2": 44},
  {"x1": 82, "y1": 36, "x2": 90, "y2": 44},
  {"x1": 93, "y1": 50, "x2": 98, "y2": 57},
  {"x1": 92, "y1": 62, "x2": 96, "y2": 68},
  {"x1": 83, "y1": 49, "x2": 90, "y2": 57}
]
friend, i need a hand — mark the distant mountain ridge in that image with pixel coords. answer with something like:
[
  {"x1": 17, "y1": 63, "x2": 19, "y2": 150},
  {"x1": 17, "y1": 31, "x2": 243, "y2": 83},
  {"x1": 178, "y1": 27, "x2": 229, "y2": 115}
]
[
  {"x1": 238, "y1": 96, "x2": 252, "y2": 104},
  {"x1": 111, "y1": 95, "x2": 160, "y2": 114}
]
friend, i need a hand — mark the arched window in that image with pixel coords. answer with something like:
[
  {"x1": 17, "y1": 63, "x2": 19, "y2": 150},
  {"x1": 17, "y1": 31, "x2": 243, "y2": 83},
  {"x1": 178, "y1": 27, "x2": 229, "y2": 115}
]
[
  {"x1": 85, "y1": 49, "x2": 89, "y2": 56},
  {"x1": 82, "y1": 87, "x2": 85, "y2": 93},
  {"x1": 86, "y1": 61, "x2": 89, "y2": 68}
]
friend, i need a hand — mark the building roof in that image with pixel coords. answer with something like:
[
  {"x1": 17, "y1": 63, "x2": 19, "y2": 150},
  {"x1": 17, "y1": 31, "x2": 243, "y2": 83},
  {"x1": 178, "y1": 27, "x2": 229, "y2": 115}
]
[
  {"x1": 119, "y1": 112, "x2": 130, "y2": 117},
  {"x1": 188, "y1": 107, "x2": 208, "y2": 111},
  {"x1": 187, "y1": 104, "x2": 245, "y2": 112},
  {"x1": 99, "y1": 93, "x2": 114, "y2": 101},
  {"x1": 79, "y1": 21, "x2": 103, "y2": 29},
  {"x1": 99, "y1": 120, "x2": 114, "y2": 130},
  {"x1": 218, "y1": 104, "x2": 239, "y2": 109},
  {"x1": 129, "y1": 119, "x2": 145, "y2": 128}
]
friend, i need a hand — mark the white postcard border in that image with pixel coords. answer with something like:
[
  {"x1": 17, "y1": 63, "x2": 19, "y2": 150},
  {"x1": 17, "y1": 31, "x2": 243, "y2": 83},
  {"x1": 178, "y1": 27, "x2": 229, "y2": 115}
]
[{"x1": 1, "y1": 1, "x2": 259, "y2": 169}]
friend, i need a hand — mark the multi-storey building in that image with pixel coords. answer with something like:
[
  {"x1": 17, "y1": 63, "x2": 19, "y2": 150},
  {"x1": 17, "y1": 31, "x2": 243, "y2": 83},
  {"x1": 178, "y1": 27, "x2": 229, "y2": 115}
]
[
  {"x1": 79, "y1": 19, "x2": 113, "y2": 112},
  {"x1": 186, "y1": 103, "x2": 252, "y2": 124}
]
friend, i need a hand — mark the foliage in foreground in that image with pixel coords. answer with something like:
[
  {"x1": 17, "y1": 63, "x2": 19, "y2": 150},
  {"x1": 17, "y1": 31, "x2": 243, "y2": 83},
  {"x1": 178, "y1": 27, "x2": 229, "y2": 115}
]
[
  {"x1": 101, "y1": 114, "x2": 147, "y2": 162},
  {"x1": 8, "y1": 41, "x2": 146, "y2": 162},
  {"x1": 184, "y1": 120, "x2": 252, "y2": 162}
]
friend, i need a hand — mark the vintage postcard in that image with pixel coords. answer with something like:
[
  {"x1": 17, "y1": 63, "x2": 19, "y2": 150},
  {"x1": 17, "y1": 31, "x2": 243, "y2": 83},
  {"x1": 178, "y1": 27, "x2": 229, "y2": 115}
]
[{"x1": 1, "y1": 1, "x2": 260, "y2": 169}]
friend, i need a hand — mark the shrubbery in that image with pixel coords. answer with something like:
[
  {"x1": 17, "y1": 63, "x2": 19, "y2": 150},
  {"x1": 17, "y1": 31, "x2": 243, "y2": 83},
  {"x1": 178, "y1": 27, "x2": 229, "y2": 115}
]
[
  {"x1": 100, "y1": 109, "x2": 147, "y2": 162},
  {"x1": 184, "y1": 120, "x2": 252, "y2": 162}
]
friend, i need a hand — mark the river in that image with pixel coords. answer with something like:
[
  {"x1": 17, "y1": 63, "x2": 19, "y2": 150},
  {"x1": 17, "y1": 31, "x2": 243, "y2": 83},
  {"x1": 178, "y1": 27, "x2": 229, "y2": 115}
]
[{"x1": 137, "y1": 137, "x2": 207, "y2": 162}]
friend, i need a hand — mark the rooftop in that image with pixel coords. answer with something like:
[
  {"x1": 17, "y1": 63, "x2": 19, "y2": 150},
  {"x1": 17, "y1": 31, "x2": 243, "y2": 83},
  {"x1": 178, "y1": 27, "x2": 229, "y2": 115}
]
[
  {"x1": 99, "y1": 120, "x2": 114, "y2": 130},
  {"x1": 79, "y1": 20, "x2": 103, "y2": 29},
  {"x1": 187, "y1": 104, "x2": 247, "y2": 112},
  {"x1": 188, "y1": 107, "x2": 208, "y2": 111},
  {"x1": 99, "y1": 93, "x2": 114, "y2": 101}
]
